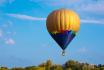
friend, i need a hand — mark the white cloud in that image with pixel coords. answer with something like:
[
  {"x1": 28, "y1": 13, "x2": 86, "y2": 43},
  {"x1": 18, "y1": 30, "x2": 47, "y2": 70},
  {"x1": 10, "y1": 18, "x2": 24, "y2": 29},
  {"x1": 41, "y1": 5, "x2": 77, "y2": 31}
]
[
  {"x1": 0, "y1": 0, "x2": 6, "y2": 5},
  {"x1": 7, "y1": 13, "x2": 46, "y2": 21},
  {"x1": 31, "y1": 0, "x2": 104, "y2": 13},
  {"x1": 0, "y1": 0, "x2": 15, "y2": 5},
  {"x1": 81, "y1": 19, "x2": 104, "y2": 24},
  {"x1": 0, "y1": 29, "x2": 3, "y2": 38},
  {"x1": 30, "y1": 0, "x2": 79, "y2": 6},
  {"x1": 2, "y1": 21, "x2": 13, "y2": 28},
  {"x1": 77, "y1": 47, "x2": 87, "y2": 53},
  {"x1": 79, "y1": 0, "x2": 104, "y2": 12},
  {"x1": 0, "y1": 21, "x2": 16, "y2": 46},
  {"x1": 7, "y1": 31, "x2": 16, "y2": 35},
  {"x1": 6, "y1": 13, "x2": 104, "y2": 25},
  {"x1": 5, "y1": 38, "x2": 15, "y2": 45}
]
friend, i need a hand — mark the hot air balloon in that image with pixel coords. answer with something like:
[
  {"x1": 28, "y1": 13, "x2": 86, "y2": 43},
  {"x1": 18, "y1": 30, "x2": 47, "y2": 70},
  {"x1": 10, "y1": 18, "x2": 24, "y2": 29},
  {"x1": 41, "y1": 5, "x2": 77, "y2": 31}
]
[{"x1": 46, "y1": 9, "x2": 80, "y2": 56}]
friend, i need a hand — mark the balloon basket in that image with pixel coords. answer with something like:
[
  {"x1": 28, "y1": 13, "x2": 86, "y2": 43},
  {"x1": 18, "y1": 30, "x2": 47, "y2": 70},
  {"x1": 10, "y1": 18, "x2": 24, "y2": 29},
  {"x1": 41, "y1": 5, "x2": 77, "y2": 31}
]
[{"x1": 62, "y1": 50, "x2": 65, "y2": 56}]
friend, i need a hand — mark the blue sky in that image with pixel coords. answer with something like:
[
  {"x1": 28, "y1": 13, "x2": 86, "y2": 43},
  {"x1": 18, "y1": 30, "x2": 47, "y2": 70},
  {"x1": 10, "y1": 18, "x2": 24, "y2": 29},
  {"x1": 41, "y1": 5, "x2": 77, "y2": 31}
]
[{"x1": 0, "y1": 0, "x2": 104, "y2": 68}]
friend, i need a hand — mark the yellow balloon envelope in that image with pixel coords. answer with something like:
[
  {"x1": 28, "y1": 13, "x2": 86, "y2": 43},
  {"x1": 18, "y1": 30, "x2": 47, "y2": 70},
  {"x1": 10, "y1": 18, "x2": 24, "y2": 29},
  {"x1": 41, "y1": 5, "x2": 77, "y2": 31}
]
[{"x1": 46, "y1": 9, "x2": 80, "y2": 33}]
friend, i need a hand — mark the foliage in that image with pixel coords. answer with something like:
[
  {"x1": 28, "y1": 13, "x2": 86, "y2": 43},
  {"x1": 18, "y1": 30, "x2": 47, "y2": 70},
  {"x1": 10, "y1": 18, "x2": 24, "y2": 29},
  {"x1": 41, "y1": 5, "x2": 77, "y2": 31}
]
[
  {"x1": 0, "y1": 60, "x2": 104, "y2": 70},
  {"x1": 0, "y1": 67, "x2": 8, "y2": 70}
]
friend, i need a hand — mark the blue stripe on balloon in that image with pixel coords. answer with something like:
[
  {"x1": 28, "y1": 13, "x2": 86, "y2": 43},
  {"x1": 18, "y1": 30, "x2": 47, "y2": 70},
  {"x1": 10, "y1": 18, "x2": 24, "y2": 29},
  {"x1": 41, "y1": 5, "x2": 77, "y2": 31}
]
[{"x1": 50, "y1": 30, "x2": 76, "y2": 50}]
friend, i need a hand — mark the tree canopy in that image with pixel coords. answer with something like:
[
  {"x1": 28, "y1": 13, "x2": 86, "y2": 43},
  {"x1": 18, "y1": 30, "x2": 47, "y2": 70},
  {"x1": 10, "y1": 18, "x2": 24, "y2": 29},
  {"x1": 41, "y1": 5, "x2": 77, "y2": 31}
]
[{"x1": 0, "y1": 60, "x2": 104, "y2": 70}]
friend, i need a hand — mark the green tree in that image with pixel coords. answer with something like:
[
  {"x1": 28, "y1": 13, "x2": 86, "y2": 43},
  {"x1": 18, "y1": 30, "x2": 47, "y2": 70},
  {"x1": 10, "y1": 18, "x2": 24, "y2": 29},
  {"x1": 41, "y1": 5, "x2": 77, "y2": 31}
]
[
  {"x1": 25, "y1": 66, "x2": 45, "y2": 70},
  {"x1": 0, "y1": 67, "x2": 8, "y2": 70},
  {"x1": 39, "y1": 62, "x2": 46, "y2": 67},
  {"x1": 45, "y1": 60, "x2": 52, "y2": 70},
  {"x1": 11, "y1": 67, "x2": 24, "y2": 70},
  {"x1": 65, "y1": 60, "x2": 78, "y2": 70},
  {"x1": 95, "y1": 68, "x2": 100, "y2": 70},
  {"x1": 81, "y1": 64, "x2": 88, "y2": 70},
  {"x1": 25, "y1": 66, "x2": 38, "y2": 70},
  {"x1": 65, "y1": 68, "x2": 72, "y2": 70},
  {"x1": 51, "y1": 65, "x2": 63, "y2": 70}
]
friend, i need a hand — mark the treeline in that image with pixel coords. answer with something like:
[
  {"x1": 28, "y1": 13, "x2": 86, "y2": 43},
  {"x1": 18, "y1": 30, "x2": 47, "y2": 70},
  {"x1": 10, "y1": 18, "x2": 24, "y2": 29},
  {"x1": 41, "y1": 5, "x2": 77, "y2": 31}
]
[{"x1": 0, "y1": 60, "x2": 104, "y2": 70}]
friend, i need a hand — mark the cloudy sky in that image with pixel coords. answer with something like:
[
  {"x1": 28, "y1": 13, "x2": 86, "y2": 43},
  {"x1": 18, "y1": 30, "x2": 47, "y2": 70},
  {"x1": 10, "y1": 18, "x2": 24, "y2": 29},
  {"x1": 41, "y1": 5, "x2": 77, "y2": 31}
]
[{"x1": 0, "y1": 0, "x2": 104, "y2": 67}]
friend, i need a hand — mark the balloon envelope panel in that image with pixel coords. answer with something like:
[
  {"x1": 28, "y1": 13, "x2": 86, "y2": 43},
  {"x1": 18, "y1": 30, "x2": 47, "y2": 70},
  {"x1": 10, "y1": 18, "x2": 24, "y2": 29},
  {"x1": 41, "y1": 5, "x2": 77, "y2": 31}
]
[
  {"x1": 46, "y1": 9, "x2": 80, "y2": 33},
  {"x1": 50, "y1": 30, "x2": 76, "y2": 50}
]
